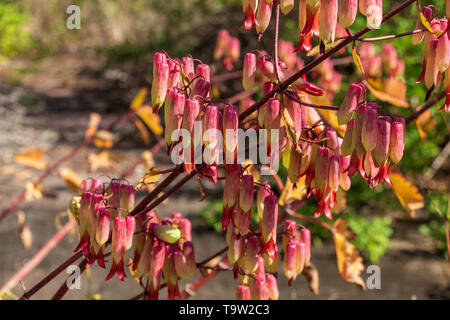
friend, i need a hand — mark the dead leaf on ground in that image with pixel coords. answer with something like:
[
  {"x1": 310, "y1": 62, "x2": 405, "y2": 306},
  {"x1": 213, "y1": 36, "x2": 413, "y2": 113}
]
[
  {"x1": 93, "y1": 130, "x2": 115, "y2": 149},
  {"x1": 85, "y1": 113, "x2": 101, "y2": 140},
  {"x1": 24, "y1": 180, "x2": 43, "y2": 202},
  {"x1": 17, "y1": 211, "x2": 33, "y2": 249},
  {"x1": 389, "y1": 166, "x2": 424, "y2": 218},
  {"x1": 333, "y1": 218, "x2": 366, "y2": 290},
  {"x1": 302, "y1": 263, "x2": 319, "y2": 294},
  {"x1": 59, "y1": 168, "x2": 83, "y2": 193},
  {"x1": 13, "y1": 148, "x2": 46, "y2": 170}
]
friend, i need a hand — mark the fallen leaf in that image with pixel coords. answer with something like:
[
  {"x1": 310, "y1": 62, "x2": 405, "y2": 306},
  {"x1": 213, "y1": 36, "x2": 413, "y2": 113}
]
[
  {"x1": 17, "y1": 211, "x2": 33, "y2": 249},
  {"x1": 59, "y1": 168, "x2": 83, "y2": 193},
  {"x1": 302, "y1": 263, "x2": 319, "y2": 294},
  {"x1": 93, "y1": 130, "x2": 115, "y2": 149},
  {"x1": 88, "y1": 151, "x2": 122, "y2": 172},
  {"x1": 85, "y1": 113, "x2": 101, "y2": 140},
  {"x1": 389, "y1": 166, "x2": 424, "y2": 218},
  {"x1": 24, "y1": 180, "x2": 43, "y2": 202},
  {"x1": 130, "y1": 87, "x2": 148, "y2": 110},
  {"x1": 333, "y1": 218, "x2": 366, "y2": 290},
  {"x1": 279, "y1": 176, "x2": 307, "y2": 206},
  {"x1": 365, "y1": 78, "x2": 409, "y2": 108},
  {"x1": 13, "y1": 148, "x2": 46, "y2": 170}
]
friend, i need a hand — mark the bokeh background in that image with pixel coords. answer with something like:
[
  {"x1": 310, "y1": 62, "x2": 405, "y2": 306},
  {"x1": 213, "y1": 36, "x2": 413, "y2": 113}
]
[{"x1": 0, "y1": 0, "x2": 449, "y2": 299}]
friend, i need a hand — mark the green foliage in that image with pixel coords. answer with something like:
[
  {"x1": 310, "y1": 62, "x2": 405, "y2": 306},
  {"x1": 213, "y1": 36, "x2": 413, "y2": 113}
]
[
  {"x1": 199, "y1": 199, "x2": 224, "y2": 233},
  {"x1": 419, "y1": 192, "x2": 450, "y2": 259},
  {"x1": 347, "y1": 215, "x2": 393, "y2": 263},
  {"x1": 0, "y1": 2, "x2": 33, "y2": 57}
]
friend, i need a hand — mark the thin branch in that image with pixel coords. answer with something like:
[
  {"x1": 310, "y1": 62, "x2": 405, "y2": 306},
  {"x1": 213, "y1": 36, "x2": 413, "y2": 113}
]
[
  {"x1": 0, "y1": 219, "x2": 76, "y2": 294},
  {"x1": 286, "y1": 208, "x2": 334, "y2": 232},
  {"x1": 273, "y1": 0, "x2": 282, "y2": 84},
  {"x1": 196, "y1": 246, "x2": 228, "y2": 267},
  {"x1": 405, "y1": 91, "x2": 446, "y2": 124},
  {"x1": 357, "y1": 29, "x2": 427, "y2": 42},
  {"x1": 51, "y1": 258, "x2": 88, "y2": 300}
]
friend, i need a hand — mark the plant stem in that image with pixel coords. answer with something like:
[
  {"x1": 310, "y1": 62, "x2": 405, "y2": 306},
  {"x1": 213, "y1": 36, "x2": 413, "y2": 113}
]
[
  {"x1": 284, "y1": 90, "x2": 340, "y2": 110},
  {"x1": 405, "y1": 91, "x2": 446, "y2": 124},
  {"x1": 51, "y1": 258, "x2": 88, "y2": 300},
  {"x1": 357, "y1": 29, "x2": 427, "y2": 42},
  {"x1": 273, "y1": 0, "x2": 282, "y2": 84}
]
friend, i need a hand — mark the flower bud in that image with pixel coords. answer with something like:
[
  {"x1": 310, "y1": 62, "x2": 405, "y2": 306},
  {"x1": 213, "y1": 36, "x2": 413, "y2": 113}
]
[
  {"x1": 251, "y1": 278, "x2": 269, "y2": 300},
  {"x1": 124, "y1": 216, "x2": 135, "y2": 251},
  {"x1": 281, "y1": 0, "x2": 294, "y2": 15},
  {"x1": 108, "y1": 182, "x2": 121, "y2": 218},
  {"x1": 256, "y1": 0, "x2": 273, "y2": 35},
  {"x1": 223, "y1": 104, "x2": 239, "y2": 157},
  {"x1": 195, "y1": 64, "x2": 210, "y2": 83},
  {"x1": 373, "y1": 116, "x2": 391, "y2": 165},
  {"x1": 283, "y1": 95, "x2": 303, "y2": 139},
  {"x1": 95, "y1": 208, "x2": 110, "y2": 246},
  {"x1": 338, "y1": 83, "x2": 363, "y2": 125},
  {"x1": 120, "y1": 184, "x2": 135, "y2": 215},
  {"x1": 263, "y1": 251, "x2": 279, "y2": 274},
  {"x1": 300, "y1": 228, "x2": 311, "y2": 264},
  {"x1": 338, "y1": 0, "x2": 357, "y2": 28},
  {"x1": 148, "y1": 241, "x2": 166, "y2": 300},
  {"x1": 341, "y1": 119, "x2": 355, "y2": 156},
  {"x1": 243, "y1": 53, "x2": 257, "y2": 91},
  {"x1": 190, "y1": 78, "x2": 210, "y2": 101},
  {"x1": 261, "y1": 194, "x2": 278, "y2": 259},
  {"x1": 328, "y1": 155, "x2": 340, "y2": 192},
  {"x1": 282, "y1": 220, "x2": 297, "y2": 254},
  {"x1": 360, "y1": 0, "x2": 383, "y2": 29},
  {"x1": 181, "y1": 56, "x2": 195, "y2": 82},
  {"x1": 214, "y1": 29, "x2": 230, "y2": 60},
  {"x1": 288, "y1": 147, "x2": 302, "y2": 184},
  {"x1": 242, "y1": 0, "x2": 259, "y2": 30},
  {"x1": 165, "y1": 88, "x2": 186, "y2": 146},
  {"x1": 174, "y1": 241, "x2": 196, "y2": 278},
  {"x1": 361, "y1": 105, "x2": 378, "y2": 152},
  {"x1": 319, "y1": 0, "x2": 338, "y2": 47},
  {"x1": 425, "y1": 39, "x2": 439, "y2": 89},
  {"x1": 105, "y1": 217, "x2": 127, "y2": 281},
  {"x1": 152, "y1": 224, "x2": 181, "y2": 244},
  {"x1": 239, "y1": 175, "x2": 254, "y2": 214},
  {"x1": 352, "y1": 106, "x2": 366, "y2": 158},
  {"x1": 236, "y1": 285, "x2": 251, "y2": 300},
  {"x1": 266, "y1": 274, "x2": 279, "y2": 300},
  {"x1": 244, "y1": 236, "x2": 259, "y2": 273},
  {"x1": 436, "y1": 25, "x2": 450, "y2": 73},
  {"x1": 389, "y1": 118, "x2": 405, "y2": 164},
  {"x1": 228, "y1": 230, "x2": 244, "y2": 264},
  {"x1": 151, "y1": 59, "x2": 169, "y2": 112},
  {"x1": 168, "y1": 59, "x2": 182, "y2": 89},
  {"x1": 296, "y1": 241, "x2": 306, "y2": 275},
  {"x1": 222, "y1": 165, "x2": 241, "y2": 230},
  {"x1": 315, "y1": 147, "x2": 330, "y2": 193},
  {"x1": 283, "y1": 240, "x2": 297, "y2": 284},
  {"x1": 256, "y1": 182, "x2": 271, "y2": 220}
]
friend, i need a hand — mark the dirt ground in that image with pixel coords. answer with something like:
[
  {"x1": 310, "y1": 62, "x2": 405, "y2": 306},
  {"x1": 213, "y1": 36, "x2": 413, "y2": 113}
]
[{"x1": 1, "y1": 64, "x2": 450, "y2": 300}]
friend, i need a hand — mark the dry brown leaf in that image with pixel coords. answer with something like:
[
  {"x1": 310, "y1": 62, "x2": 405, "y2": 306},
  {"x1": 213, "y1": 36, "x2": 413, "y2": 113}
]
[
  {"x1": 85, "y1": 113, "x2": 101, "y2": 140},
  {"x1": 134, "y1": 118, "x2": 151, "y2": 145},
  {"x1": 24, "y1": 180, "x2": 43, "y2": 202},
  {"x1": 136, "y1": 168, "x2": 162, "y2": 190},
  {"x1": 333, "y1": 218, "x2": 366, "y2": 290},
  {"x1": 365, "y1": 78, "x2": 409, "y2": 108},
  {"x1": 136, "y1": 105, "x2": 164, "y2": 135},
  {"x1": 416, "y1": 109, "x2": 437, "y2": 141},
  {"x1": 93, "y1": 130, "x2": 115, "y2": 149},
  {"x1": 352, "y1": 45, "x2": 365, "y2": 76},
  {"x1": 278, "y1": 176, "x2": 307, "y2": 206},
  {"x1": 308, "y1": 94, "x2": 347, "y2": 137},
  {"x1": 389, "y1": 166, "x2": 424, "y2": 218},
  {"x1": 302, "y1": 263, "x2": 319, "y2": 294},
  {"x1": 59, "y1": 168, "x2": 83, "y2": 193},
  {"x1": 130, "y1": 87, "x2": 148, "y2": 110},
  {"x1": 17, "y1": 211, "x2": 32, "y2": 249},
  {"x1": 13, "y1": 148, "x2": 46, "y2": 170},
  {"x1": 88, "y1": 151, "x2": 121, "y2": 173}
]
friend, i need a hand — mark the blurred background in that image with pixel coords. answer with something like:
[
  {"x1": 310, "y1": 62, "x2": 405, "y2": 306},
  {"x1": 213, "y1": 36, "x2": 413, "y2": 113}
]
[{"x1": 0, "y1": 0, "x2": 449, "y2": 299}]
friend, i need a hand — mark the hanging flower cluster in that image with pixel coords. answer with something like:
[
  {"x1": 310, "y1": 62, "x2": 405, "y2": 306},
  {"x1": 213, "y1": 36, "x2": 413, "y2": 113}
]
[
  {"x1": 359, "y1": 42, "x2": 405, "y2": 78},
  {"x1": 239, "y1": 0, "x2": 384, "y2": 52},
  {"x1": 413, "y1": 5, "x2": 450, "y2": 112},
  {"x1": 214, "y1": 29, "x2": 241, "y2": 70},
  {"x1": 71, "y1": 179, "x2": 196, "y2": 300},
  {"x1": 339, "y1": 84, "x2": 405, "y2": 188}
]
